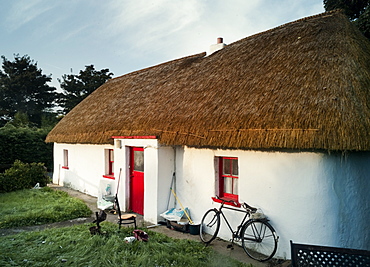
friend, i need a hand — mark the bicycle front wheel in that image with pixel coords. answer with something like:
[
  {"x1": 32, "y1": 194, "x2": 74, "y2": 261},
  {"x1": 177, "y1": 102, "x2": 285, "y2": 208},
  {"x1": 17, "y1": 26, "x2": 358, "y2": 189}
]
[
  {"x1": 199, "y1": 209, "x2": 220, "y2": 244},
  {"x1": 241, "y1": 220, "x2": 278, "y2": 262}
]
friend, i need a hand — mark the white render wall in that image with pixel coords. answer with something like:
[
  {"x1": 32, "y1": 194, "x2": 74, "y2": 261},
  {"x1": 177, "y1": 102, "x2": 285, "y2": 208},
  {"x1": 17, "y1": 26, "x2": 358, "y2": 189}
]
[
  {"x1": 53, "y1": 140, "x2": 173, "y2": 224},
  {"x1": 174, "y1": 147, "x2": 370, "y2": 259},
  {"x1": 52, "y1": 142, "x2": 370, "y2": 259},
  {"x1": 52, "y1": 143, "x2": 114, "y2": 197}
]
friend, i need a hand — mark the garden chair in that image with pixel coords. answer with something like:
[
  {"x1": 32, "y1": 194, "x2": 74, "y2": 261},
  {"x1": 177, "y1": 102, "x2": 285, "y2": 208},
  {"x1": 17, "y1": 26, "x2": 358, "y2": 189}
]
[{"x1": 114, "y1": 196, "x2": 137, "y2": 229}]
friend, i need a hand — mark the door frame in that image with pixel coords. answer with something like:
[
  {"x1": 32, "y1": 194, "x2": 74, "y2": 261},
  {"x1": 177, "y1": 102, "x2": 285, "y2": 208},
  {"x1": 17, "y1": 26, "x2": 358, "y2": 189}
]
[{"x1": 129, "y1": 146, "x2": 144, "y2": 215}]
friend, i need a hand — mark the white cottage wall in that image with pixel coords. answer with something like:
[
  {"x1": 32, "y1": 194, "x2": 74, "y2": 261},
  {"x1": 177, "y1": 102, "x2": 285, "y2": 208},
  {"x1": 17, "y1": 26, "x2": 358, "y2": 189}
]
[
  {"x1": 52, "y1": 143, "x2": 114, "y2": 196},
  {"x1": 143, "y1": 143, "x2": 160, "y2": 223},
  {"x1": 111, "y1": 141, "x2": 127, "y2": 211},
  {"x1": 241, "y1": 151, "x2": 340, "y2": 259},
  {"x1": 157, "y1": 146, "x2": 176, "y2": 222},
  {"x1": 174, "y1": 147, "x2": 370, "y2": 259},
  {"x1": 329, "y1": 152, "x2": 370, "y2": 250},
  {"x1": 52, "y1": 142, "x2": 369, "y2": 259}
]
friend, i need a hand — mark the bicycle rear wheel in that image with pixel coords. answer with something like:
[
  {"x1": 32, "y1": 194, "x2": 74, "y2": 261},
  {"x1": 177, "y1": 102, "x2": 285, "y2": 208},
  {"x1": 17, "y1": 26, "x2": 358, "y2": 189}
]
[
  {"x1": 199, "y1": 209, "x2": 220, "y2": 244},
  {"x1": 241, "y1": 219, "x2": 278, "y2": 262}
]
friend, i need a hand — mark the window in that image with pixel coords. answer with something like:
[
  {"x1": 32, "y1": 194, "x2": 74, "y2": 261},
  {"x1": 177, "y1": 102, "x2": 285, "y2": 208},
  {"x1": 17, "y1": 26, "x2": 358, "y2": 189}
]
[
  {"x1": 104, "y1": 149, "x2": 114, "y2": 177},
  {"x1": 133, "y1": 149, "x2": 144, "y2": 172},
  {"x1": 218, "y1": 157, "x2": 238, "y2": 201},
  {"x1": 62, "y1": 149, "x2": 69, "y2": 169}
]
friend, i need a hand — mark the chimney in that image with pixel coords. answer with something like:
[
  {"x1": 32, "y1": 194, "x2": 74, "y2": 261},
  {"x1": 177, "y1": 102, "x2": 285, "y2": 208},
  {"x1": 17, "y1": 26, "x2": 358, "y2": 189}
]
[{"x1": 208, "y1": 37, "x2": 226, "y2": 55}]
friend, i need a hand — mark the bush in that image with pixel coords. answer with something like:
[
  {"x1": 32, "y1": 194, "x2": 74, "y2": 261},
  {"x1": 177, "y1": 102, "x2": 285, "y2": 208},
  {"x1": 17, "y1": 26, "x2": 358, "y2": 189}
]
[
  {"x1": 0, "y1": 160, "x2": 50, "y2": 193},
  {"x1": 0, "y1": 125, "x2": 53, "y2": 172}
]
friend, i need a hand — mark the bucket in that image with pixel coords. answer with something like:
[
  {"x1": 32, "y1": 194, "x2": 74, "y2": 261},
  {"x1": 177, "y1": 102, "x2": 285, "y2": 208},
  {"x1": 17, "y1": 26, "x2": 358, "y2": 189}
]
[{"x1": 189, "y1": 223, "x2": 200, "y2": 235}]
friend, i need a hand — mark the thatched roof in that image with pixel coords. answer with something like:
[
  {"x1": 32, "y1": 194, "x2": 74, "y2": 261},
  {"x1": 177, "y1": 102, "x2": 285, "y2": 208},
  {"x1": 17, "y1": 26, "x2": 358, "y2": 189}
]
[{"x1": 46, "y1": 10, "x2": 370, "y2": 151}]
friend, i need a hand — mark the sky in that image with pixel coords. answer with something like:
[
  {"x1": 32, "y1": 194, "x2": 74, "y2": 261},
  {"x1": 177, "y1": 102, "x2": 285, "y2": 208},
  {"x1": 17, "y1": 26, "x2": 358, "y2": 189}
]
[{"x1": 0, "y1": 0, "x2": 324, "y2": 91}]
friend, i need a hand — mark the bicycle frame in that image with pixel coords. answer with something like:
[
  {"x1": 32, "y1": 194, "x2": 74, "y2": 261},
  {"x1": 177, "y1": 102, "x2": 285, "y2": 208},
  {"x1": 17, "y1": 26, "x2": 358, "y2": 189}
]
[
  {"x1": 201, "y1": 197, "x2": 278, "y2": 261},
  {"x1": 217, "y1": 202, "x2": 250, "y2": 242}
]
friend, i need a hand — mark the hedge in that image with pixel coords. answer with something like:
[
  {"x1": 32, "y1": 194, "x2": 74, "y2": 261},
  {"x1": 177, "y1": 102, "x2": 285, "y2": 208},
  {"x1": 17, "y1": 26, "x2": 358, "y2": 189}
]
[{"x1": 0, "y1": 125, "x2": 53, "y2": 172}]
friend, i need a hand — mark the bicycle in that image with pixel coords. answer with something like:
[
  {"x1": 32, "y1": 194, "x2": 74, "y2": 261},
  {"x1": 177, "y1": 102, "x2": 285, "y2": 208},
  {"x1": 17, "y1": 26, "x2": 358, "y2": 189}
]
[{"x1": 199, "y1": 196, "x2": 278, "y2": 262}]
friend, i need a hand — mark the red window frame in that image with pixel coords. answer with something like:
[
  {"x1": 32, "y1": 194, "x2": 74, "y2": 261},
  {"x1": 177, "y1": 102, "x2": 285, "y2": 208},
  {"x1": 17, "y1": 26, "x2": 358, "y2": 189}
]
[
  {"x1": 108, "y1": 149, "x2": 114, "y2": 176},
  {"x1": 219, "y1": 157, "x2": 238, "y2": 202},
  {"x1": 62, "y1": 149, "x2": 69, "y2": 169},
  {"x1": 103, "y1": 149, "x2": 115, "y2": 179}
]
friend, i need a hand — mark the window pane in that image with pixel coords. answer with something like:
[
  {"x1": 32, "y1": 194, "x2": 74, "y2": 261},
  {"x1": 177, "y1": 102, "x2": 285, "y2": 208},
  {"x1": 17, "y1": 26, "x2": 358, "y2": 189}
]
[
  {"x1": 63, "y1": 150, "x2": 68, "y2": 166},
  {"x1": 110, "y1": 149, "x2": 114, "y2": 161},
  {"x1": 232, "y1": 159, "x2": 238, "y2": 176},
  {"x1": 224, "y1": 177, "x2": 233, "y2": 194},
  {"x1": 223, "y1": 159, "x2": 231, "y2": 175},
  {"x1": 110, "y1": 162, "x2": 114, "y2": 175},
  {"x1": 233, "y1": 177, "x2": 238, "y2": 195},
  {"x1": 134, "y1": 150, "x2": 144, "y2": 172}
]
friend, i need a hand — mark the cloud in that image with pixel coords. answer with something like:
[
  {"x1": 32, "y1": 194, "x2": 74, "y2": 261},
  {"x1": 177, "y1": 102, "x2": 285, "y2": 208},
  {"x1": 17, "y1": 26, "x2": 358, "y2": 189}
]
[
  {"x1": 5, "y1": 0, "x2": 56, "y2": 32},
  {"x1": 58, "y1": 24, "x2": 91, "y2": 42},
  {"x1": 104, "y1": 0, "x2": 203, "y2": 46},
  {"x1": 0, "y1": 0, "x2": 324, "y2": 88},
  {"x1": 100, "y1": 0, "x2": 324, "y2": 64}
]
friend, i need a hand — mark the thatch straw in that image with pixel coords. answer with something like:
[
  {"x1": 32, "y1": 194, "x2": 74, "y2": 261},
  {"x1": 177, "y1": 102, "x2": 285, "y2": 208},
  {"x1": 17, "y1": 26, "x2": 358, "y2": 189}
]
[{"x1": 46, "y1": 10, "x2": 370, "y2": 151}]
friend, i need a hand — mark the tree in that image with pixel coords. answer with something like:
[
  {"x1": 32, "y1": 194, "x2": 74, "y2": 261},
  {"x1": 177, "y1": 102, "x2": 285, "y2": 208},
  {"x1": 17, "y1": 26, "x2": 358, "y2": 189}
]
[
  {"x1": 0, "y1": 54, "x2": 57, "y2": 127},
  {"x1": 6, "y1": 111, "x2": 34, "y2": 128},
  {"x1": 57, "y1": 65, "x2": 113, "y2": 114},
  {"x1": 324, "y1": 0, "x2": 370, "y2": 39},
  {"x1": 355, "y1": 4, "x2": 370, "y2": 38}
]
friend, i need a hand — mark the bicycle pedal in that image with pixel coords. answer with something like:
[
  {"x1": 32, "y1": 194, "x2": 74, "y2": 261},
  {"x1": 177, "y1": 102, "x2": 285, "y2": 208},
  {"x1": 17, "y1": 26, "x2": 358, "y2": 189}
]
[{"x1": 227, "y1": 244, "x2": 234, "y2": 249}]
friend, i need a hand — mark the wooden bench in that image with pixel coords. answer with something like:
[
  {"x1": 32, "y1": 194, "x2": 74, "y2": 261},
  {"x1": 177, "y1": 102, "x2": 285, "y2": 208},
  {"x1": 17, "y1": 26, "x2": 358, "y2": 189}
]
[{"x1": 290, "y1": 240, "x2": 370, "y2": 267}]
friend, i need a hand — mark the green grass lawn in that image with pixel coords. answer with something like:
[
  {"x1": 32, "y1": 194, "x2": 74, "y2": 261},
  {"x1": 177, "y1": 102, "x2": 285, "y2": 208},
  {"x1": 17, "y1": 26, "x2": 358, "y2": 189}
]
[
  {"x1": 0, "y1": 187, "x2": 91, "y2": 228},
  {"x1": 0, "y1": 188, "x2": 252, "y2": 266},
  {"x1": 0, "y1": 223, "x2": 251, "y2": 266}
]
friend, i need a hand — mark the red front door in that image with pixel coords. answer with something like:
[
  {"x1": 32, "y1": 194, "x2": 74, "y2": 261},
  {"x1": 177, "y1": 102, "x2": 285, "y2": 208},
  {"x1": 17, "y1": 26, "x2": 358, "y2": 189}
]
[{"x1": 129, "y1": 147, "x2": 144, "y2": 215}]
